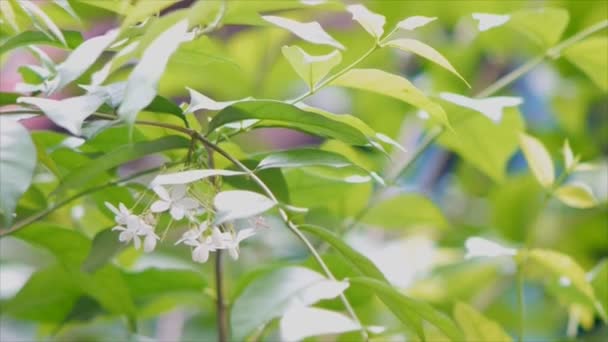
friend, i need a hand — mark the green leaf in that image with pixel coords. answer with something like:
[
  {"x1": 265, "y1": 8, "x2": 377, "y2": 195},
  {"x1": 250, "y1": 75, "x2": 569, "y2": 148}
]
[
  {"x1": 453, "y1": 302, "x2": 513, "y2": 342},
  {"x1": 0, "y1": 92, "x2": 20, "y2": 106},
  {"x1": 14, "y1": 223, "x2": 91, "y2": 265},
  {"x1": 590, "y1": 260, "x2": 608, "y2": 319},
  {"x1": 397, "y1": 16, "x2": 437, "y2": 31},
  {"x1": 523, "y1": 249, "x2": 597, "y2": 306},
  {"x1": 55, "y1": 135, "x2": 190, "y2": 194},
  {"x1": 0, "y1": 0, "x2": 19, "y2": 32},
  {"x1": 564, "y1": 37, "x2": 608, "y2": 91},
  {"x1": 52, "y1": 0, "x2": 80, "y2": 21},
  {"x1": 208, "y1": 100, "x2": 370, "y2": 145},
  {"x1": 38, "y1": 30, "x2": 119, "y2": 93},
  {"x1": 256, "y1": 148, "x2": 358, "y2": 171},
  {"x1": 82, "y1": 228, "x2": 127, "y2": 273},
  {"x1": 3, "y1": 264, "x2": 81, "y2": 322},
  {"x1": 230, "y1": 266, "x2": 349, "y2": 341},
  {"x1": 0, "y1": 119, "x2": 36, "y2": 225},
  {"x1": 18, "y1": 93, "x2": 107, "y2": 135},
  {"x1": 18, "y1": 0, "x2": 66, "y2": 45},
  {"x1": 554, "y1": 182, "x2": 597, "y2": 209},
  {"x1": 508, "y1": 8, "x2": 569, "y2": 48},
  {"x1": 362, "y1": 194, "x2": 448, "y2": 230},
  {"x1": 519, "y1": 133, "x2": 555, "y2": 188},
  {"x1": 151, "y1": 169, "x2": 245, "y2": 186},
  {"x1": 75, "y1": 264, "x2": 137, "y2": 317},
  {"x1": 282, "y1": 45, "x2": 342, "y2": 90},
  {"x1": 120, "y1": 0, "x2": 180, "y2": 29},
  {"x1": 439, "y1": 107, "x2": 524, "y2": 182},
  {"x1": 280, "y1": 306, "x2": 360, "y2": 341},
  {"x1": 350, "y1": 277, "x2": 464, "y2": 341},
  {"x1": 384, "y1": 39, "x2": 469, "y2": 86},
  {"x1": 0, "y1": 30, "x2": 83, "y2": 54},
  {"x1": 124, "y1": 268, "x2": 206, "y2": 300},
  {"x1": 347, "y1": 4, "x2": 385, "y2": 39},
  {"x1": 262, "y1": 15, "x2": 344, "y2": 50},
  {"x1": 331, "y1": 68, "x2": 449, "y2": 127},
  {"x1": 117, "y1": 19, "x2": 189, "y2": 125},
  {"x1": 213, "y1": 190, "x2": 276, "y2": 225},
  {"x1": 145, "y1": 95, "x2": 188, "y2": 126},
  {"x1": 75, "y1": 0, "x2": 133, "y2": 14},
  {"x1": 300, "y1": 224, "x2": 387, "y2": 282}
]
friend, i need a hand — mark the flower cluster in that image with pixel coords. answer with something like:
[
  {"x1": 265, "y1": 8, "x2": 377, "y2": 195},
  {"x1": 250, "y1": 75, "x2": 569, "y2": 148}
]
[
  {"x1": 105, "y1": 183, "x2": 268, "y2": 263},
  {"x1": 105, "y1": 202, "x2": 160, "y2": 253}
]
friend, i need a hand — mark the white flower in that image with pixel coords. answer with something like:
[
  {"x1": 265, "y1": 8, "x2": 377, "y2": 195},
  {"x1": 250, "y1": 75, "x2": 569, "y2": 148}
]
[
  {"x1": 105, "y1": 202, "x2": 131, "y2": 225},
  {"x1": 112, "y1": 214, "x2": 159, "y2": 252},
  {"x1": 175, "y1": 223, "x2": 208, "y2": 246},
  {"x1": 192, "y1": 240, "x2": 212, "y2": 263},
  {"x1": 150, "y1": 185, "x2": 199, "y2": 220},
  {"x1": 222, "y1": 227, "x2": 258, "y2": 260},
  {"x1": 112, "y1": 215, "x2": 144, "y2": 249}
]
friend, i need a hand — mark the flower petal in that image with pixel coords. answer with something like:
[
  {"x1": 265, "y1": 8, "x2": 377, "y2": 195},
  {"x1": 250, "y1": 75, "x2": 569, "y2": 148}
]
[
  {"x1": 151, "y1": 200, "x2": 170, "y2": 213},
  {"x1": 228, "y1": 246, "x2": 239, "y2": 260},
  {"x1": 143, "y1": 234, "x2": 157, "y2": 252},
  {"x1": 133, "y1": 235, "x2": 141, "y2": 250},
  {"x1": 170, "y1": 184, "x2": 187, "y2": 200},
  {"x1": 176, "y1": 197, "x2": 199, "y2": 210},
  {"x1": 170, "y1": 206, "x2": 185, "y2": 220},
  {"x1": 236, "y1": 228, "x2": 257, "y2": 244},
  {"x1": 153, "y1": 185, "x2": 171, "y2": 201},
  {"x1": 105, "y1": 202, "x2": 120, "y2": 215},
  {"x1": 193, "y1": 244, "x2": 210, "y2": 263}
]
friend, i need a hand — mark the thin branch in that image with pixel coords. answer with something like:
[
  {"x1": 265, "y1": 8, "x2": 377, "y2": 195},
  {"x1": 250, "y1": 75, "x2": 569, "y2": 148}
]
[
  {"x1": 1, "y1": 163, "x2": 177, "y2": 236},
  {"x1": 290, "y1": 43, "x2": 379, "y2": 104}
]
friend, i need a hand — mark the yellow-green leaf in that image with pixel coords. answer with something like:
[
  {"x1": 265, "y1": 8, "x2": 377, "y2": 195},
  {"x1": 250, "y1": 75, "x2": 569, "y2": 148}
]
[
  {"x1": 282, "y1": 45, "x2": 341, "y2": 90},
  {"x1": 519, "y1": 133, "x2": 555, "y2": 188},
  {"x1": 508, "y1": 8, "x2": 569, "y2": 48},
  {"x1": 346, "y1": 4, "x2": 385, "y2": 39},
  {"x1": 120, "y1": 0, "x2": 180, "y2": 29},
  {"x1": 524, "y1": 249, "x2": 596, "y2": 305},
  {"x1": 454, "y1": 302, "x2": 513, "y2": 342},
  {"x1": 384, "y1": 39, "x2": 469, "y2": 86},
  {"x1": 563, "y1": 37, "x2": 608, "y2": 91},
  {"x1": 554, "y1": 182, "x2": 597, "y2": 209},
  {"x1": 331, "y1": 68, "x2": 449, "y2": 127}
]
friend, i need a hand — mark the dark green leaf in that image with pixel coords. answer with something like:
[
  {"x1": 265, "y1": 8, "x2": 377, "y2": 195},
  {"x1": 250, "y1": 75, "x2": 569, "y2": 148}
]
[
  {"x1": 0, "y1": 119, "x2": 36, "y2": 226},
  {"x1": 231, "y1": 266, "x2": 348, "y2": 341},
  {"x1": 350, "y1": 277, "x2": 464, "y2": 341},
  {"x1": 208, "y1": 101, "x2": 370, "y2": 145},
  {"x1": 300, "y1": 224, "x2": 387, "y2": 282},
  {"x1": 145, "y1": 95, "x2": 187, "y2": 126},
  {"x1": 0, "y1": 30, "x2": 83, "y2": 54},
  {"x1": 54, "y1": 135, "x2": 189, "y2": 194},
  {"x1": 0, "y1": 92, "x2": 20, "y2": 106},
  {"x1": 124, "y1": 268, "x2": 206, "y2": 300},
  {"x1": 82, "y1": 228, "x2": 127, "y2": 273},
  {"x1": 3, "y1": 264, "x2": 81, "y2": 322}
]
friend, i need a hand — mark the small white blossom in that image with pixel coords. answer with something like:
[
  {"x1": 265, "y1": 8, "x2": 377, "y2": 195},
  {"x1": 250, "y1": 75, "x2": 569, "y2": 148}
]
[
  {"x1": 192, "y1": 239, "x2": 213, "y2": 263},
  {"x1": 112, "y1": 214, "x2": 159, "y2": 252},
  {"x1": 151, "y1": 185, "x2": 199, "y2": 220},
  {"x1": 105, "y1": 202, "x2": 131, "y2": 225},
  {"x1": 223, "y1": 228, "x2": 258, "y2": 260},
  {"x1": 112, "y1": 215, "x2": 144, "y2": 249},
  {"x1": 175, "y1": 223, "x2": 208, "y2": 246}
]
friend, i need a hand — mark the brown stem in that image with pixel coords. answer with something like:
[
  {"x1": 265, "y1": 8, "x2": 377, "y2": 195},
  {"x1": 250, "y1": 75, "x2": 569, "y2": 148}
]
[{"x1": 215, "y1": 250, "x2": 228, "y2": 342}]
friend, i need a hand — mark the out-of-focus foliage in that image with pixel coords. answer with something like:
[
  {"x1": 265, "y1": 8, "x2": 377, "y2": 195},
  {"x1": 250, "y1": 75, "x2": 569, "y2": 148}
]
[{"x1": 0, "y1": 0, "x2": 606, "y2": 341}]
